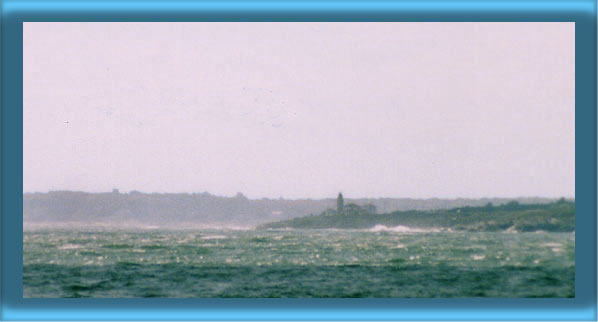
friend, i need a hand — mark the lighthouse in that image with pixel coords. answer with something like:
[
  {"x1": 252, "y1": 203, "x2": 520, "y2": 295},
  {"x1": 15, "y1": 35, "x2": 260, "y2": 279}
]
[{"x1": 337, "y1": 192, "x2": 344, "y2": 215}]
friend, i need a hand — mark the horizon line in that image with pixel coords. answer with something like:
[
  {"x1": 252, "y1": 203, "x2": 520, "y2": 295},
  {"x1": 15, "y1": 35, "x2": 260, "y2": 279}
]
[{"x1": 22, "y1": 189, "x2": 575, "y2": 201}]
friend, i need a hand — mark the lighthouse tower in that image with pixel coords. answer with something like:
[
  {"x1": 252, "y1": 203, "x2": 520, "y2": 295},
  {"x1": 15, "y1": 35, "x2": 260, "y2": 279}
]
[{"x1": 337, "y1": 192, "x2": 344, "y2": 215}]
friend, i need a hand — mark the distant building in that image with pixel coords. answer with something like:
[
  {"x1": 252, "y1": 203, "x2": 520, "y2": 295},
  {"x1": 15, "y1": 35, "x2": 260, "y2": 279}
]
[
  {"x1": 112, "y1": 188, "x2": 119, "y2": 194},
  {"x1": 344, "y1": 203, "x2": 377, "y2": 216},
  {"x1": 344, "y1": 203, "x2": 361, "y2": 215},
  {"x1": 337, "y1": 192, "x2": 344, "y2": 215},
  {"x1": 331, "y1": 193, "x2": 376, "y2": 216}
]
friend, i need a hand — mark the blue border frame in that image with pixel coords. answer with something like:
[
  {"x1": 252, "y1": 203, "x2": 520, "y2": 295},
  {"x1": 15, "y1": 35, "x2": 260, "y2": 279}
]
[{"x1": 1, "y1": 0, "x2": 596, "y2": 320}]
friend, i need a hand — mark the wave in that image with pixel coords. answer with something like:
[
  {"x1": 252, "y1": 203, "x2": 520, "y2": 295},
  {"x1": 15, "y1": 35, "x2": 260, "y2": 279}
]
[
  {"x1": 58, "y1": 243, "x2": 84, "y2": 250},
  {"x1": 541, "y1": 242, "x2": 562, "y2": 248},
  {"x1": 199, "y1": 235, "x2": 228, "y2": 240},
  {"x1": 188, "y1": 224, "x2": 253, "y2": 231},
  {"x1": 24, "y1": 221, "x2": 255, "y2": 231},
  {"x1": 24, "y1": 222, "x2": 161, "y2": 231},
  {"x1": 367, "y1": 225, "x2": 441, "y2": 233},
  {"x1": 263, "y1": 225, "x2": 442, "y2": 233}
]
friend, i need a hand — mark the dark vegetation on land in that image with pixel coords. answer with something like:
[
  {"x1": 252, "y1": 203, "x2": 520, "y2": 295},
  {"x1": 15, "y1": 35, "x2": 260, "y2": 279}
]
[
  {"x1": 24, "y1": 190, "x2": 559, "y2": 227},
  {"x1": 259, "y1": 200, "x2": 575, "y2": 232}
]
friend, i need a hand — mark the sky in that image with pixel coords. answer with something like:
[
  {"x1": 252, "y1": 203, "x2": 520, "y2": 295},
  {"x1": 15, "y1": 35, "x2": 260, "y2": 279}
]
[{"x1": 23, "y1": 22, "x2": 575, "y2": 199}]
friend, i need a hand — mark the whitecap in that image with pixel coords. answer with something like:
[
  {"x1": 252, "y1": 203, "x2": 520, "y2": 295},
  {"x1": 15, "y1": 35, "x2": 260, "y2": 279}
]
[
  {"x1": 542, "y1": 242, "x2": 562, "y2": 248},
  {"x1": 200, "y1": 235, "x2": 227, "y2": 240},
  {"x1": 59, "y1": 244, "x2": 83, "y2": 250},
  {"x1": 504, "y1": 226, "x2": 518, "y2": 233},
  {"x1": 188, "y1": 224, "x2": 253, "y2": 231},
  {"x1": 368, "y1": 225, "x2": 440, "y2": 233}
]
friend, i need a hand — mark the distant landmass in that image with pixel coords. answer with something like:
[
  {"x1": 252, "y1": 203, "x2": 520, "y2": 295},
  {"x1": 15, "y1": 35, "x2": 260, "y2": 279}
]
[
  {"x1": 24, "y1": 190, "x2": 562, "y2": 228},
  {"x1": 259, "y1": 200, "x2": 575, "y2": 232}
]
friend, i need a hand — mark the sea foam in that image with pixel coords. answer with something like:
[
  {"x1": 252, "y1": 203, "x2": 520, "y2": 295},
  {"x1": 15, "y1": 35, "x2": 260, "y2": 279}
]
[{"x1": 367, "y1": 225, "x2": 441, "y2": 233}]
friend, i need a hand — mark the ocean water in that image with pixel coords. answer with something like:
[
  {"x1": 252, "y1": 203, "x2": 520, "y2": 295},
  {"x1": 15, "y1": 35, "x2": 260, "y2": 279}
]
[{"x1": 23, "y1": 227, "x2": 574, "y2": 298}]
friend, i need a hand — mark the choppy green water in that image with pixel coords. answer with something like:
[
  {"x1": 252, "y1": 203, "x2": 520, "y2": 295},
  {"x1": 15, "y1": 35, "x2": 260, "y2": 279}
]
[{"x1": 23, "y1": 227, "x2": 574, "y2": 297}]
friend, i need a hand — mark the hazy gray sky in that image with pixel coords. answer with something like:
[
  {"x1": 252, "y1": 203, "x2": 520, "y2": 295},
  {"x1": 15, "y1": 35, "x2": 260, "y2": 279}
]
[{"x1": 24, "y1": 22, "x2": 574, "y2": 199}]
